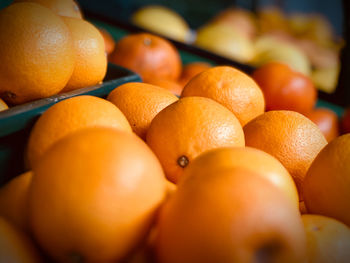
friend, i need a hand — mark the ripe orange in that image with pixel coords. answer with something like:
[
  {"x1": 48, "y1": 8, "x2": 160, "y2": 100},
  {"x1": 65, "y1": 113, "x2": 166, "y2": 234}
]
[
  {"x1": 109, "y1": 33, "x2": 182, "y2": 82},
  {"x1": 26, "y1": 95, "x2": 131, "y2": 168},
  {"x1": 156, "y1": 168, "x2": 306, "y2": 263},
  {"x1": 99, "y1": 27, "x2": 116, "y2": 55},
  {"x1": 0, "y1": 2, "x2": 75, "y2": 105},
  {"x1": 0, "y1": 172, "x2": 32, "y2": 232},
  {"x1": 302, "y1": 214, "x2": 350, "y2": 263},
  {"x1": 299, "y1": 201, "x2": 308, "y2": 215},
  {"x1": 341, "y1": 108, "x2": 350, "y2": 134},
  {"x1": 0, "y1": 217, "x2": 41, "y2": 263},
  {"x1": 252, "y1": 62, "x2": 316, "y2": 113},
  {"x1": 181, "y1": 66, "x2": 265, "y2": 126},
  {"x1": 244, "y1": 110, "x2": 327, "y2": 196},
  {"x1": 184, "y1": 147, "x2": 299, "y2": 208},
  {"x1": 145, "y1": 78, "x2": 184, "y2": 97},
  {"x1": 146, "y1": 96, "x2": 245, "y2": 183},
  {"x1": 303, "y1": 108, "x2": 339, "y2": 142},
  {"x1": 61, "y1": 17, "x2": 107, "y2": 92},
  {"x1": 107, "y1": 82, "x2": 178, "y2": 140},
  {"x1": 178, "y1": 62, "x2": 212, "y2": 87},
  {"x1": 29, "y1": 127, "x2": 166, "y2": 262},
  {"x1": 303, "y1": 134, "x2": 350, "y2": 226},
  {"x1": 14, "y1": 0, "x2": 83, "y2": 19}
]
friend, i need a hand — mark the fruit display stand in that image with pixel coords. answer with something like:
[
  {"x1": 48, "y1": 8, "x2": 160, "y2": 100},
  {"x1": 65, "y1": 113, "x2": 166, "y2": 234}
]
[
  {"x1": 0, "y1": 64, "x2": 141, "y2": 185},
  {"x1": 86, "y1": 12, "x2": 345, "y2": 118}
]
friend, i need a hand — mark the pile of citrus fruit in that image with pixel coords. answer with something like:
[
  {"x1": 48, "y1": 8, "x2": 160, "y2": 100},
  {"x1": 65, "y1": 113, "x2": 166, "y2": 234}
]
[{"x1": 0, "y1": 1, "x2": 350, "y2": 263}]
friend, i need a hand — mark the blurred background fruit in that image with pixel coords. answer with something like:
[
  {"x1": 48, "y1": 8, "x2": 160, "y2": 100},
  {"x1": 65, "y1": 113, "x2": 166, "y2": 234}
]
[
  {"x1": 303, "y1": 134, "x2": 350, "y2": 227},
  {"x1": 302, "y1": 214, "x2": 350, "y2": 263},
  {"x1": 98, "y1": 27, "x2": 116, "y2": 55},
  {"x1": 0, "y1": 2, "x2": 76, "y2": 105},
  {"x1": 146, "y1": 96, "x2": 245, "y2": 183},
  {"x1": 145, "y1": 78, "x2": 184, "y2": 97},
  {"x1": 61, "y1": 17, "x2": 107, "y2": 92},
  {"x1": 252, "y1": 62, "x2": 316, "y2": 113},
  {"x1": 109, "y1": 33, "x2": 182, "y2": 82},
  {"x1": 303, "y1": 108, "x2": 339, "y2": 142},
  {"x1": 195, "y1": 23, "x2": 255, "y2": 63},
  {"x1": 182, "y1": 66, "x2": 265, "y2": 126},
  {"x1": 107, "y1": 82, "x2": 178, "y2": 140},
  {"x1": 178, "y1": 62, "x2": 212, "y2": 87},
  {"x1": 131, "y1": 5, "x2": 191, "y2": 42},
  {"x1": 0, "y1": 98, "x2": 8, "y2": 112}
]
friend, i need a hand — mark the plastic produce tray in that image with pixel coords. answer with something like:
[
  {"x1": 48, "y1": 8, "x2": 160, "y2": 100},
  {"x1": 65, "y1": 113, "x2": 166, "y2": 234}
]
[{"x1": 0, "y1": 63, "x2": 141, "y2": 185}]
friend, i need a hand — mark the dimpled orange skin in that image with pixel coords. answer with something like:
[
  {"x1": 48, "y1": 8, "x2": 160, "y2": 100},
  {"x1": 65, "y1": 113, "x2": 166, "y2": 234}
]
[
  {"x1": 302, "y1": 215, "x2": 350, "y2": 263},
  {"x1": 181, "y1": 66, "x2": 265, "y2": 126},
  {"x1": 0, "y1": 217, "x2": 42, "y2": 263},
  {"x1": 29, "y1": 128, "x2": 166, "y2": 262},
  {"x1": 109, "y1": 33, "x2": 182, "y2": 82},
  {"x1": 244, "y1": 110, "x2": 327, "y2": 197},
  {"x1": 107, "y1": 82, "x2": 178, "y2": 140},
  {"x1": 0, "y1": 172, "x2": 33, "y2": 232},
  {"x1": 156, "y1": 168, "x2": 306, "y2": 263},
  {"x1": 26, "y1": 95, "x2": 131, "y2": 168},
  {"x1": 14, "y1": 0, "x2": 83, "y2": 19},
  {"x1": 62, "y1": 17, "x2": 107, "y2": 92},
  {"x1": 303, "y1": 134, "x2": 350, "y2": 227},
  {"x1": 0, "y1": 3, "x2": 75, "y2": 105},
  {"x1": 146, "y1": 96, "x2": 245, "y2": 184},
  {"x1": 183, "y1": 147, "x2": 299, "y2": 209}
]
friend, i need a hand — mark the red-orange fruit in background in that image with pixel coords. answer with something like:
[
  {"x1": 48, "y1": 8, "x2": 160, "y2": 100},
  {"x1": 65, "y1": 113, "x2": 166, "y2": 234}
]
[
  {"x1": 252, "y1": 62, "x2": 316, "y2": 113},
  {"x1": 178, "y1": 62, "x2": 212, "y2": 87},
  {"x1": 303, "y1": 108, "x2": 339, "y2": 142},
  {"x1": 109, "y1": 33, "x2": 182, "y2": 82}
]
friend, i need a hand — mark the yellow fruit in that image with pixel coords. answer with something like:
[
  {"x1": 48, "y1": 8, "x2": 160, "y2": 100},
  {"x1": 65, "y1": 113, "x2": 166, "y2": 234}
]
[
  {"x1": 195, "y1": 23, "x2": 254, "y2": 63},
  {"x1": 131, "y1": 5, "x2": 190, "y2": 42},
  {"x1": 0, "y1": 172, "x2": 32, "y2": 232},
  {"x1": 0, "y1": 2, "x2": 75, "y2": 104},
  {"x1": 29, "y1": 127, "x2": 166, "y2": 262},
  {"x1": 0, "y1": 98, "x2": 8, "y2": 111},
  {"x1": 302, "y1": 214, "x2": 350, "y2": 263},
  {"x1": 26, "y1": 95, "x2": 132, "y2": 168},
  {"x1": 62, "y1": 17, "x2": 107, "y2": 92}
]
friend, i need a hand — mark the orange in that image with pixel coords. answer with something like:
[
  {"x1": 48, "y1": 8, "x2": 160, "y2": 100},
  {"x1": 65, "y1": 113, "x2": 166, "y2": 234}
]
[
  {"x1": 61, "y1": 17, "x2": 107, "y2": 92},
  {"x1": 303, "y1": 108, "x2": 339, "y2": 142},
  {"x1": 184, "y1": 147, "x2": 299, "y2": 208},
  {"x1": 109, "y1": 33, "x2": 182, "y2": 82},
  {"x1": 26, "y1": 95, "x2": 131, "y2": 168},
  {"x1": 29, "y1": 127, "x2": 166, "y2": 262},
  {"x1": 0, "y1": 2, "x2": 75, "y2": 105},
  {"x1": 181, "y1": 66, "x2": 265, "y2": 126},
  {"x1": 146, "y1": 96, "x2": 245, "y2": 183},
  {"x1": 252, "y1": 62, "x2": 316, "y2": 113},
  {"x1": 99, "y1": 27, "x2": 116, "y2": 55},
  {"x1": 302, "y1": 214, "x2": 350, "y2": 263},
  {"x1": 244, "y1": 110, "x2": 327, "y2": 196},
  {"x1": 145, "y1": 78, "x2": 184, "y2": 97},
  {"x1": 0, "y1": 217, "x2": 41, "y2": 263},
  {"x1": 0, "y1": 98, "x2": 8, "y2": 112},
  {"x1": 299, "y1": 201, "x2": 308, "y2": 215},
  {"x1": 0, "y1": 172, "x2": 32, "y2": 232},
  {"x1": 156, "y1": 168, "x2": 306, "y2": 263},
  {"x1": 14, "y1": 0, "x2": 83, "y2": 19},
  {"x1": 303, "y1": 134, "x2": 350, "y2": 226},
  {"x1": 107, "y1": 82, "x2": 178, "y2": 140},
  {"x1": 178, "y1": 62, "x2": 212, "y2": 87},
  {"x1": 341, "y1": 108, "x2": 350, "y2": 134}
]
